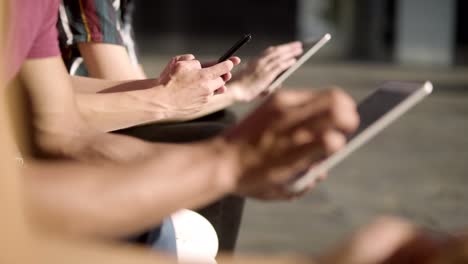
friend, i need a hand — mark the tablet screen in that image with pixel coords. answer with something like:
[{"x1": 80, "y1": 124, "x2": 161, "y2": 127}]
[{"x1": 348, "y1": 87, "x2": 413, "y2": 141}]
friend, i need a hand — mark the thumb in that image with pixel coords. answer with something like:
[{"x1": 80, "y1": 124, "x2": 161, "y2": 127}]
[
  {"x1": 175, "y1": 54, "x2": 195, "y2": 62},
  {"x1": 214, "y1": 86, "x2": 227, "y2": 95}
]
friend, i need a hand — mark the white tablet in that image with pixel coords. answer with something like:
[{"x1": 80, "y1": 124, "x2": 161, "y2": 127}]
[
  {"x1": 288, "y1": 81, "x2": 434, "y2": 192},
  {"x1": 267, "y1": 33, "x2": 332, "y2": 91}
]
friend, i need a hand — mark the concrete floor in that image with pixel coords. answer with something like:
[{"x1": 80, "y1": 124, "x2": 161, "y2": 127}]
[{"x1": 141, "y1": 56, "x2": 468, "y2": 255}]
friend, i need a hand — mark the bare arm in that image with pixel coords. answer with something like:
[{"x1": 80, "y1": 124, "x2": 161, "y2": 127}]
[
  {"x1": 77, "y1": 43, "x2": 239, "y2": 121},
  {"x1": 72, "y1": 77, "x2": 176, "y2": 131},
  {"x1": 77, "y1": 41, "x2": 304, "y2": 122},
  {"x1": 70, "y1": 43, "x2": 238, "y2": 131},
  {"x1": 78, "y1": 42, "x2": 146, "y2": 80},
  {"x1": 29, "y1": 55, "x2": 236, "y2": 133},
  {"x1": 18, "y1": 55, "x2": 361, "y2": 238},
  {"x1": 19, "y1": 57, "x2": 172, "y2": 163},
  {"x1": 24, "y1": 139, "x2": 238, "y2": 239},
  {"x1": 71, "y1": 75, "x2": 237, "y2": 129},
  {"x1": 15, "y1": 56, "x2": 242, "y2": 238},
  {"x1": 69, "y1": 75, "x2": 162, "y2": 94}
]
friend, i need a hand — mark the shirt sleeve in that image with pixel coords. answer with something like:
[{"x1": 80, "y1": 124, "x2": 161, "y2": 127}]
[
  {"x1": 28, "y1": 0, "x2": 61, "y2": 58},
  {"x1": 58, "y1": 0, "x2": 124, "y2": 46}
]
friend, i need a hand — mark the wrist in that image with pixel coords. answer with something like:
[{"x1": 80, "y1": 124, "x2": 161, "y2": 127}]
[
  {"x1": 129, "y1": 83, "x2": 176, "y2": 122},
  {"x1": 214, "y1": 132, "x2": 266, "y2": 196},
  {"x1": 205, "y1": 137, "x2": 243, "y2": 194},
  {"x1": 226, "y1": 81, "x2": 246, "y2": 103}
]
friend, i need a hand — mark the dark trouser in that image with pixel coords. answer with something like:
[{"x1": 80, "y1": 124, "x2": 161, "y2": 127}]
[{"x1": 115, "y1": 110, "x2": 245, "y2": 252}]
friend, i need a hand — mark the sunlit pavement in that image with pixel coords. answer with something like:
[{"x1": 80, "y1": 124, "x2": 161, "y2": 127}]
[{"x1": 141, "y1": 55, "x2": 468, "y2": 255}]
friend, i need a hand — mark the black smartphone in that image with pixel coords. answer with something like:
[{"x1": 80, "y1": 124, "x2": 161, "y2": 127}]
[{"x1": 217, "y1": 34, "x2": 252, "y2": 63}]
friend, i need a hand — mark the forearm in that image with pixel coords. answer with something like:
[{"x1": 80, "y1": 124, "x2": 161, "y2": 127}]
[
  {"x1": 78, "y1": 42, "x2": 147, "y2": 81},
  {"x1": 74, "y1": 43, "x2": 240, "y2": 126},
  {"x1": 76, "y1": 82, "x2": 237, "y2": 131},
  {"x1": 37, "y1": 118, "x2": 164, "y2": 164},
  {"x1": 73, "y1": 76, "x2": 175, "y2": 132},
  {"x1": 24, "y1": 139, "x2": 239, "y2": 239},
  {"x1": 71, "y1": 75, "x2": 158, "y2": 93},
  {"x1": 76, "y1": 89, "x2": 171, "y2": 132}
]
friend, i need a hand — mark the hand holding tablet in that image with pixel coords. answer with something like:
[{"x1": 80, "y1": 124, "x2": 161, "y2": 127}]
[
  {"x1": 287, "y1": 81, "x2": 433, "y2": 192},
  {"x1": 254, "y1": 35, "x2": 433, "y2": 193},
  {"x1": 266, "y1": 33, "x2": 332, "y2": 92}
]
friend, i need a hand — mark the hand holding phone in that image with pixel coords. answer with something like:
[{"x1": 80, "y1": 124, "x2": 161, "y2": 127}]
[
  {"x1": 218, "y1": 34, "x2": 252, "y2": 63},
  {"x1": 211, "y1": 34, "x2": 252, "y2": 94}
]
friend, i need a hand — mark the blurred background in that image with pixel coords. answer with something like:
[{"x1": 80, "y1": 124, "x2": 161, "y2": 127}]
[{"x1": 132, "y1": 0, "x2": 468, "y2": 255}]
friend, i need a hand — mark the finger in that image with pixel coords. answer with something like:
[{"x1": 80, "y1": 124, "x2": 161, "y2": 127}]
[
  {"x1": 222, "y1": 72, "x2": 232, "y2": 82},
  {"x1": 262, "y1": 42, "x2": 303, "y2": 64},
  {"x1": 174, "y1": 60, "x2": 202, "y2": 73},
  {"x1": 283, "y1": 113, "x2": 355, "y2": 150},
  {"x1": 320, "y1": 129, "x2": 347, "y2": 155},
  {"x1": 263, "y1": 58, "x2": 297, "y2": 92},
  {"x1": 225, "y1": 90, "x2": 320, "y2": 143},
  {"x1": 236, "y1": 138, "x2": 331, "y2": 201},
  {"x1": 207, "y1": 77, "x2": 227, "y2": 93},
  {"x1": 283, "y1": 118, "x2": 349, "y2": 157},
  {"x1": 288, "y1": 184, "x2": 314, "y2": 201},
  {"x1": 317, "y1": 172, "x2": 328, "y2": 181},
  {"x1": 201, "y1": 61, "x2": 217, "y2": 68},
  {"x1": 304, "y1": 161, "x2": 327, "y2": 184},
  {"x1": 264, "y1": 47, "x2": 303, "y2": 70},
  {"x1": 267, "y1": 140, "x2": 328, "y2": 185},
  {"x1": 268, "y1": 57, "x2": 298, "y2": 73},
  {"x1": 263, "y1": 41, "x2": 303, "y2": 57},
  {"x1": 214, "y1": 86, "x2": 227, "y2": 95},
  {"x1": 202, "y1": 60, "x2": 234, "y2": 80},
  {"x1": 250, "y1": 185, "x2": 307, "y2": 201},
  {"x1": 260, "y1": 90, "x2": 272, "y2": 97},
  {"x1": 246, "y1": 187, "x2": 287, "y2": 201},
  {"x1": 264, "y1": 58, "x2": 297, "y2": 82},
  {"x1": 236, "y1": 137, "x2": 323, "y2": 191},
  {"x1": 304, "y1": 181, "x2": 319, "y2": 192},
  {"x1": 202, "y1": 57, "x2": 240, "y2": 69},
  {"x1": 245, "y1": 175, "x2": 312, "y2": 201},
  {"x1": 229, "y1": 56, "x2": 242, "y2": 66},
  {"x1": 278, "y1": 89, "x2": 359, "y2": 134},
  {"x1": 258, "y1": 50, "x2": 302, "y2": 73},
  {"x1": 267, "y1": 90, "x2": 319, "y2": 110},
  {"x1": 175, "y1": 54, "x2": 195, "y2": 62}
]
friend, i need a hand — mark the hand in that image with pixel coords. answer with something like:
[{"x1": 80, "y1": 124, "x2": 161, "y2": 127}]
[
  {"x1": 157, "y1": 54, "x2": 239, "y2": 118},
  {"x1": 229, "y1": 41, "x2": 303, "y2": 102},
  {"x1": 223, "y1": 88, "x2": 359, "y2": 200},
  {"x1": 202, "y1": 57, "x2": 242, "y2": 94},
  {"x1": 318, "y1": 217, "x2": 468, "y2": 264},
  {"x1": 318, "y1": 217, "x2": 419, "y2": 264}
]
